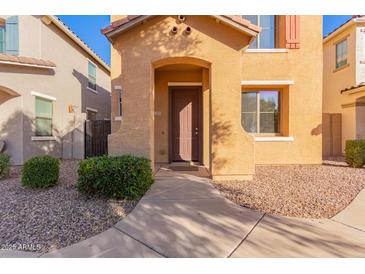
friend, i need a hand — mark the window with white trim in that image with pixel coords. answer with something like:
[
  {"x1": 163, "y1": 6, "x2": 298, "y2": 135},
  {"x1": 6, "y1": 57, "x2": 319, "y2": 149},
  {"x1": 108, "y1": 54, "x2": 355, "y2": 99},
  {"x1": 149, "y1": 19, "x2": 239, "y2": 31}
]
[
  {"x1": 241, "y1": 90, "x2": 280, "y2": 134},
  {"x1": 118, "y1": 90, "x2": 123, "y2": 116},
  {"x1": 242, "y1": 15, "x2": 276, "y2": 49},
  {"x1": 336, "y1": 39, "x2": 348, "y2": 69},
  {"x1": 86, "y1": 109, "x2": 97, "y2": 120},
  {"x1": 88, "y1": 61, "x2": 97, "y2": 90},
  {"x1": 35, "y1": 97, "x2": 53, "y2": 136}
]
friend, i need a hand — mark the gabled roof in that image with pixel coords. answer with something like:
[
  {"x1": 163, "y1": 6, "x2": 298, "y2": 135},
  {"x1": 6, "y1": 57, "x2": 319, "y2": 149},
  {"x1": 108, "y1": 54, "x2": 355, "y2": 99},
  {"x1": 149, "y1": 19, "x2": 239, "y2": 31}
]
[
  {"x1": 42, "y1": 16, "x2": 110, "y2": 73},
  {"x1": 323, "y1": 15, "x2": 365, "y2": 43},
  {"x1": 102, "y1": 15, "x2": 260, "y2": 41},
  {"x1": 0, "y1": 53, "x2": 56, "y2": 69}
]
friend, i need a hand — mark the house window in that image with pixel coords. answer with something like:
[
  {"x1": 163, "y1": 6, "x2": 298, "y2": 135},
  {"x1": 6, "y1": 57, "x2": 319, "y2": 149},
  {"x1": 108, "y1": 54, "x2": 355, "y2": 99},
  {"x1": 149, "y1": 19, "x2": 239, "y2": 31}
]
[
  {"x1": 118, "y1": 90, "x2": 123, "y2": 116},
  {"x1": 35, "y1": 97, "x2": 53, "y2": 136},
  {"x1": 336, "y1": 39, "x2": 348, "y2": 69},
  {"x1": 241, "y1": 90, "x2": 280, "y2": 134},
  {"x1": 0, "y1": 19, "x2": 5, "y2": 53},
  {"x1": 86, "y1": 109, "x2": 97, "y2": 120},
  {"x1": 242, "y1": 15, "x2": 276, "y2": 49},
  {"x1": 88, "y1": 61, "x2": 97, "y2": 91},
  {"x1": 0, "y1": 16, "x2": 19, "y2": 55}
]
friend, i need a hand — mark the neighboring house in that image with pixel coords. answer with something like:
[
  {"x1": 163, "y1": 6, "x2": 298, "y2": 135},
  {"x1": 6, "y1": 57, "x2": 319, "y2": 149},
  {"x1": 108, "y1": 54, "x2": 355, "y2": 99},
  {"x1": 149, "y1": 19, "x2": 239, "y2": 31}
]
[
  {"x1": 102, "y1": 15, "x2": 322, "y2": 180},
  {"x1": 323, "y1": 16, "x2": 365, "y2": 156},
  {"x1": 0, "y1": 15, "x2": 111, "y2": 165}
]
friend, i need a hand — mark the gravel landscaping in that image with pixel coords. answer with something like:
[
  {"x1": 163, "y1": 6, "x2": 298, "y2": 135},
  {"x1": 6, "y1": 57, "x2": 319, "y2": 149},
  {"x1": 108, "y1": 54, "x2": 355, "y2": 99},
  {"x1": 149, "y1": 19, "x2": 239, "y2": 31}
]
[
  {"x1": 212, "y1": 157, "x2": 365, "y2": 219},
  {"x1": 0, "y1": 160, "x2": 136, "y2": 253}
]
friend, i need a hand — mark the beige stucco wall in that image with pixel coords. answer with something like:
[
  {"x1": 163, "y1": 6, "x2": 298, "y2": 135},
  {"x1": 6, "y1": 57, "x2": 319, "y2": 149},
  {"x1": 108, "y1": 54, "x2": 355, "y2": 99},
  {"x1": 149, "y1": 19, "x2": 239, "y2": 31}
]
[
  {"x1": 323, "y1": 20, "x2": 365, "y2": 152},
  {"x1": 109, "y1": 15, "x2": 323, "y2": 177},
  {"x1": 109, "y1": 16, "x2": 255, "y2": 178},
  {"x1": 0, "y1": 89, "x2": 23, "y2": 164},
  {"x1": 242, "y1": 16, "x2": 323, "y2": 164},
  {"x1": 0, "y1": 16, "x2": 111, "y2": 164}
]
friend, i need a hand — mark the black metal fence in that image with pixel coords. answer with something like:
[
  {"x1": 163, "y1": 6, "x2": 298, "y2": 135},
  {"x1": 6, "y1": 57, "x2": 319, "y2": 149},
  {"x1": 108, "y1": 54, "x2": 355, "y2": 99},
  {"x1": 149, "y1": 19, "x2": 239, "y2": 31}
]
[{"x1": 85, "y1": 120, "x2": 111, "y2": 158}]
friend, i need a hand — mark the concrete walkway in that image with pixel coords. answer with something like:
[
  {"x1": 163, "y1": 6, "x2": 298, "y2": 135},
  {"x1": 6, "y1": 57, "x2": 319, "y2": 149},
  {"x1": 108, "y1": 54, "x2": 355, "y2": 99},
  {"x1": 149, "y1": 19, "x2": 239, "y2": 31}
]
[{"x1": 3, "y1": 168, "x2": 365, "y2": 258}]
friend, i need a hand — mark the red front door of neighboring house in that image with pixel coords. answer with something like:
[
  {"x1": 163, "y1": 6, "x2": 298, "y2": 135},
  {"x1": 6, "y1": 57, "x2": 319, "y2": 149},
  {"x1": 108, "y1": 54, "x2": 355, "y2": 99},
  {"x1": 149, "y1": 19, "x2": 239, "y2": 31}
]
[{"x1": 170, "y1": 87, "x2": 201, "y2": 162}]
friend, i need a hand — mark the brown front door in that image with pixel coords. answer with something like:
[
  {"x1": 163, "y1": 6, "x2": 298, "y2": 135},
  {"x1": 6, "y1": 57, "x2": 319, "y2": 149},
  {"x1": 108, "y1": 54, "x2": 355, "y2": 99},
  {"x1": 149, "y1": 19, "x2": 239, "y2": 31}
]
[{"x1": 170, "y1": 87, "x2": 201, "y2": 162}]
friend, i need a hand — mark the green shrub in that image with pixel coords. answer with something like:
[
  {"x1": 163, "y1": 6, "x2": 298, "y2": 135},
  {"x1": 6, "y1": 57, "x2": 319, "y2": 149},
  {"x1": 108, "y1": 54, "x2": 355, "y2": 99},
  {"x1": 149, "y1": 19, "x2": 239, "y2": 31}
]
[
  {"x1": 77, "y1": 155, "x2": 153, "y2": 199},
  {"x1": 345, "y1": 140, "x2": 365, "y2": 168},
  {"x1": 0, "y1": 154, "x2": 10, "y2": 180},
  {"x1": 21, "y1": 155, "x2": 60, "y2": 188}
]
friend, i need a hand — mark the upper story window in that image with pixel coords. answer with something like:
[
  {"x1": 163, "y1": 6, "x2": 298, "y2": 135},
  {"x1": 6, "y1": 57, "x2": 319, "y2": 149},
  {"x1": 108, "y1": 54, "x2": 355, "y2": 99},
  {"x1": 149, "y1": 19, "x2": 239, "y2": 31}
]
[
  {"x1": 88, "y1": 61, "x2": 97, "y2": 91},
  {"x1": 336, "y1": 39, "x2": 348, "y2": 69},
  {"x1": 0, "y1": 19, "x2": 5, "y2": 53},
  {"x1": 242, "y1": 15, "x2": 276, "y2": 49},
  {"x1": 35, "y1": 97, "x2": 53, "y2": 136},
  {"x1": 118, "y1": 90, "x2": 123, "y2": 116},
  {"x1": 241, "y1": 90, "x2": 280, "y2": 134},
  {"x1": 0, "y1": 16, "x2": 19, "y2": 55}
]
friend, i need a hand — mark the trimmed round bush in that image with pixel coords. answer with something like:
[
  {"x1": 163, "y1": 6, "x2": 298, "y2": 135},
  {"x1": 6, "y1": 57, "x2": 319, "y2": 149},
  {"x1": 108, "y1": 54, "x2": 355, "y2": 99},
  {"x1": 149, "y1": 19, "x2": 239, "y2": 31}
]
[
  {"x1": 77, "y1": 155, "x2": 153, "y2": 199},
  {"x1": 0, "y1": 154, "x2": 10, "y2": 180},
  {"x1": 345, "y1": 140, "x2": 365, "y2": 168},
  {"x1": 21, "y1": 155, "x2": 60, "y2": 188}
]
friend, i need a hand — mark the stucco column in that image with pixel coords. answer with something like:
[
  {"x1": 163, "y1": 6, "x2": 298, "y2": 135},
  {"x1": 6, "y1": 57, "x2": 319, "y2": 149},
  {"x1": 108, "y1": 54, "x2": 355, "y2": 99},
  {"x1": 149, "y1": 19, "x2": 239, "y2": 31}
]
[
  {"x1": 108, "y1": 56, "x2": 154, "y2": 166},
  {"x1": 210, "y1": 58, "x2": 255, "y2": 180}
]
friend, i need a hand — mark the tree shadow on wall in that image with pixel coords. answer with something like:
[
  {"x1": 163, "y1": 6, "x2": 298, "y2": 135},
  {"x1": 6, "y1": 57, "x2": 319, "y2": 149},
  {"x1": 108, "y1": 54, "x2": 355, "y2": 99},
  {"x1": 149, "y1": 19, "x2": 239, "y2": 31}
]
[
  {"x1": 0, "y1": 109, "x2": 85, "y2": 165},
  {"x1": 211, "y1": 112, "x2": 233, "y2": 172}
]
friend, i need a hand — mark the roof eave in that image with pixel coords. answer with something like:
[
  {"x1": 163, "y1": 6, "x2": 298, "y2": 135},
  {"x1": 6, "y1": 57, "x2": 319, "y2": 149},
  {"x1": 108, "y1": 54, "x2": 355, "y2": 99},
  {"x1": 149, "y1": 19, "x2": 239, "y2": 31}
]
[
  {"x1": 44, "y1": 16, "x2": 110, "y2": 73},
  {"x1": 104, "y1": 16, "x2": 155, "y2": 42},
  {"x1": 341, "y1": 84, "x2": 365, "y2": 94},
  {"x1": 104, "y1": 15, "x2": 260, "y2": 42},
  {"x1": 212, "y1": 16, "x2": 260, "y2": 37},
  {"x1": 323, "y1": 18, "x2": 359, "y2": 44}
]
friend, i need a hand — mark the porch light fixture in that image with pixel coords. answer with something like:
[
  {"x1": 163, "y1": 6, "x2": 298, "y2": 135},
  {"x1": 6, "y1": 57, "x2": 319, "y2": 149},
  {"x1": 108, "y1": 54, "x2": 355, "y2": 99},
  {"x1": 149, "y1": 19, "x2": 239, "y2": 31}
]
[
  {"x1": 184, "y1": 26, "x2": 192, "y2": 35},
  {"x1": 171, "y1": 26, "x2": 178, "y2": 35},
  {"x1": 178, "y1": 15, "x2": 186, "y2": 22}
]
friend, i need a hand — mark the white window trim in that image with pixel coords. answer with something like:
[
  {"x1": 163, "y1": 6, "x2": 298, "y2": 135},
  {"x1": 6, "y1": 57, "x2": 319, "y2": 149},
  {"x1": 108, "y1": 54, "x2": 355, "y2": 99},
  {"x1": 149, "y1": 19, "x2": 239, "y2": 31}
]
[
  {"x1": 31, "y1": 136, "x2": 56, "y2": 141},
  {"x1": 86, "y1": 107, "x2": 98, "y2": 113},
  {"x1": 168, "y1": 82, "x2": 203, "y2": 86},
  {"x1": 31, "y1": 91, "x2": 56, "y2": 101},
  {"x1": 246, "y1": 49, "x2": 288, "y2": 53},
  {"x1": 254, "y1": 136, "x2": 294, "y2": 142},
  {"x1": 87, "y1": 86, "x2": 98, "y2": 94},
  {"x1": 241, "y1": 80, "x2": 294, "y2": 86},
  {"x1": 87, "y1": 59, "x2": 97, "y2": 92}
]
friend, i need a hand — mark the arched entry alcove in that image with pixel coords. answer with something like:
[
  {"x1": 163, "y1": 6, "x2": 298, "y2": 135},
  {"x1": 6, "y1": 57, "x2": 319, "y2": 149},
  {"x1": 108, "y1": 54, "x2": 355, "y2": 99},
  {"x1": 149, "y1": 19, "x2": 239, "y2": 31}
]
[
  {"x1": 153, "y1": 57, "x2": 211, "y2": 171},
  {"x1": 0, "y1": 85, "x2": 20, "y2": 105}
]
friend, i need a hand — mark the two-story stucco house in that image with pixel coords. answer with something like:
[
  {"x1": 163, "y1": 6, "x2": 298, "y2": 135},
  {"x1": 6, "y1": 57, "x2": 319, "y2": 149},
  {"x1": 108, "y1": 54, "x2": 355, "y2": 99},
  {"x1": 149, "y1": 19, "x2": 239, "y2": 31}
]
[
  {"x1": 323, "y1": 16, "x2": 365, "y2": 157},
  {"x1": 0, "y1": 15, "x2": 111, "y2": 164},
  {"x1": 102, "y1": 15, "x2": 323, "y2": 180}
]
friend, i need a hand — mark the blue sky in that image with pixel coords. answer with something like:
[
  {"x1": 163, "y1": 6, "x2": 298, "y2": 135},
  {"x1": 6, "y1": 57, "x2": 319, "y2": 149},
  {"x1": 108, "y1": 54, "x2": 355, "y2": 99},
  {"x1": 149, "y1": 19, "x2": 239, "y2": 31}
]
[{"x1": 57, "y1": 15, "x2": 353, "y2": 66}]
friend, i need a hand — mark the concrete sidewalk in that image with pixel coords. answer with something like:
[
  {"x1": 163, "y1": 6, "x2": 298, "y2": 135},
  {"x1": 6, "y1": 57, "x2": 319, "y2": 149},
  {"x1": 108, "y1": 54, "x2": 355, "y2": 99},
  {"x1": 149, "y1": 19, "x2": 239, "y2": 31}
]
[{"x1": 3, "y1": 168, "x2": 365, "y2": 258}]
